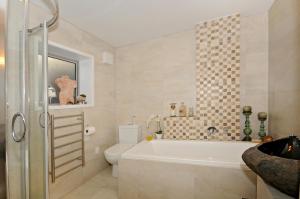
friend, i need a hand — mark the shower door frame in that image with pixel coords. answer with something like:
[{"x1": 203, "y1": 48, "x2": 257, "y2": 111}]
[{"x1": 4, "y1": 0, "x2": 59, "y2": 198}]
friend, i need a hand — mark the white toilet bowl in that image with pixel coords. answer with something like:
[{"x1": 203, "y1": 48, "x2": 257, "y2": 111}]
[
  {"x1": 104, "y1": 143, "x2": 134, "y2": 177},
  {"x1": 104, "y1": 125, "x2": 142, "y2": 177}
]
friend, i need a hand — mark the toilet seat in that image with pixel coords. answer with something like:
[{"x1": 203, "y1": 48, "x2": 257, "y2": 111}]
[{"x1": 104, "y1": 143, "x2": 134, "y2": 159}]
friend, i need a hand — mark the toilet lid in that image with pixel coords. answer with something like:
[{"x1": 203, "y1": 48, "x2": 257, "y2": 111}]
[{"x1": 105, "y1": 144, "x2": 134, "y2": 156}]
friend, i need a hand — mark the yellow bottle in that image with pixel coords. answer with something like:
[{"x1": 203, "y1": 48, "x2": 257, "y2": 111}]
[{"x1": 146, "y1": 133, "x2": 153, "y2": 141}]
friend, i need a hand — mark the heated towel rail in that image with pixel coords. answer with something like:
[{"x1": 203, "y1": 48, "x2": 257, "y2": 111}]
[{"x1": 50, "y1": 112, "x2": 85, "y2": 182}]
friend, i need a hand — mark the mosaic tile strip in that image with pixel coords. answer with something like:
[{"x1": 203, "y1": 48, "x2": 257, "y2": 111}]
[
  {"x1": 163, "y1": 14, "x2": 241, "y2": 141},
  {"x1": 163, "y1": 117, "x2": 195, "y2": 140},
  {"x1": 195, "y1": 14, "x2": 241, "y2": 140}
]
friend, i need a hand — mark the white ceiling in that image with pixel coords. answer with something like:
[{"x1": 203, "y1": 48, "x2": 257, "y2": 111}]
[{"x1": 56, "y1": 0, "x2": 274, "y2": 47}]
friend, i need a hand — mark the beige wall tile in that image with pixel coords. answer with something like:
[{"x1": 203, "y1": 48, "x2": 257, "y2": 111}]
[
  {"x1": 268, "y1": 0, "x2": 300, "y2": 138},
  {"x1": 240, "y1": 13, "x2": 269, "y2": 139},
  {"x1": 116, "y1": 13, "x2": 269, "y2": 140}
]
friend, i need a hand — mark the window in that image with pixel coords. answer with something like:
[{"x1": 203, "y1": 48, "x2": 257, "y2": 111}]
[
  {"x1": 48, "y1": 55, "x2": 78, "y2": 105},
  {"x1": 47, "y1": 42, "x2": 95, "y2": 109}
]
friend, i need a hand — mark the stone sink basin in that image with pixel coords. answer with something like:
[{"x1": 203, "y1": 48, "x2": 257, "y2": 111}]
[{"x1": 242, "y1": 137, "x2": 300, "y2": 198}]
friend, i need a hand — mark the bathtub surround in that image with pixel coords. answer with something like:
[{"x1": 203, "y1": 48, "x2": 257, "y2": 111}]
[
  {"x1": 30, "y1": 3, "x2": 116, "y2": 199},
  {"x1": 119, "y1": 140, "x2": 257, "y2": 199},
  {"x1": 164, "y1": 14, "x2": 242, "y2": 141},
  {"x1": 115, "y1": 13, "x2": 268, "y2": 140},
  {"x1": 120, "y1": 159, "x2": 256, "y2": 199},
  {"x1": 268, "y1": 0, "x2": 300, "y2": 138}
]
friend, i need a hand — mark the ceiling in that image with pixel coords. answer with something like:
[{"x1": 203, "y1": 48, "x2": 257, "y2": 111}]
[{"x1": 54, "y1": 0, "x2": 274, "y2": 47}]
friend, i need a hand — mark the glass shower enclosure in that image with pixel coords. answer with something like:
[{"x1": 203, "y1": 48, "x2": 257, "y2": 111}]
[{"x1": 4, "y1": 0, "x2": 58, "y2": 198}]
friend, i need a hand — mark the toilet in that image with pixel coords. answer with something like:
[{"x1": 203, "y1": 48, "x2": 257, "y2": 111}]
[{"x1": 104, "y1": 125, "x2": 142, "y2": 177}]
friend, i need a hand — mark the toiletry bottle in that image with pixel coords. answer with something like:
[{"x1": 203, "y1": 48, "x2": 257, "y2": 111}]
[
  {"x1": 146, "y1": 131, "x2": 153, "y2": 141},
  {"x1": 170, "y1": 103, "x2": 177, "y2": 117},
  {"x1": 179, "y1": 102, "x2": 187, "y2": 117},
  {"x1": 188, "y1": 107, "x2": 194, "y2": 117}
]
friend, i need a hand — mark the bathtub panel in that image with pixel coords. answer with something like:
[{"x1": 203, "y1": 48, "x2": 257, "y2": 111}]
[
  {"x1": 194, "y1": 166, "x2": 256, "y2": 199},
  {"x1": 119, "y1": 159, "x2": 256, "y2": 199}
]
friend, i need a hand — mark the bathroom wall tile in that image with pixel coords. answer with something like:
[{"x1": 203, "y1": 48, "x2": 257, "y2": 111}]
[
  {"x1": 240, "y1": 13, "x2": 269, "y2": 138},
  {"x1": 269, "y1": 0, "x2": 300, "y2": 138},
  {"x1": 116, "y1": 14, "x2": 269, "y2": 141},
  {"x1": 115, "y1": 30, "x2": 196, "y2": 136}
]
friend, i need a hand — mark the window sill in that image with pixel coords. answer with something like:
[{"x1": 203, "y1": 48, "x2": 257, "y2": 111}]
[{"x1": 49, "y1": 103, "x2": 93, "y2": 110}]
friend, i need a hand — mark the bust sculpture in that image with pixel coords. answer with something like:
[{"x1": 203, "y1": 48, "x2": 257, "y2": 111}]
[{"x1": 55, "y1": 75, "x2": 77, "y2": 105}]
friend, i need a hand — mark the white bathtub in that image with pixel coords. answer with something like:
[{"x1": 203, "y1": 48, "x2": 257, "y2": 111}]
[
  {"x1": 122, "y1": 139, "x2": 256, "y2": 169},
  {"x1": 119, "y1": 140, "x2": 257, "y2": 199}
]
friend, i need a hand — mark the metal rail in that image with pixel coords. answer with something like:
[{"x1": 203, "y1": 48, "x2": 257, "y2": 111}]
[
  {"x1": 50, "y1": 112, "x2": 85, "y2": 183},
  {"x1": 28, "y1": 0, "x2": 59, "y2": 33}
]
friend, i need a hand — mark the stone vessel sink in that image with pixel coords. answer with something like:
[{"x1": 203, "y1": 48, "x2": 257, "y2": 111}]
[{"x1": 242, "y1": 137, "x2": 300, "y2": 198}]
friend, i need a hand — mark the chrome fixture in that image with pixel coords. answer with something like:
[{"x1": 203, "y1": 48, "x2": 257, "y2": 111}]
[
  {"x1": 207, "y1": 126, "x2": 218, "y2": 135},
  {"x1": 50, "y1": 113, "x2": 85, "y2": 183},
  {"x1": 11, "y1": 112, "x2": 26, "y2": 142},
  {"x1": 28, "y1": 0, "x2": 59, "y2": 33}
]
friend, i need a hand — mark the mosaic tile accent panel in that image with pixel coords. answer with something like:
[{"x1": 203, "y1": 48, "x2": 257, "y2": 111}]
[
  {"x1": 163, "y1": 117, "x2": 196, "y2": 140},
  {"x1": 163, "y1": 14, "x2": 241, "y2": 141},
  {"x1": 195, "y1": 14, "x2": 241, "y2": 140}
]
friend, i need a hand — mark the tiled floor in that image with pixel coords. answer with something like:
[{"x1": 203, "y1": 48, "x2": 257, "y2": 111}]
[{"x1": 63, "y1": 167, "x2": 118, "y2": 199}]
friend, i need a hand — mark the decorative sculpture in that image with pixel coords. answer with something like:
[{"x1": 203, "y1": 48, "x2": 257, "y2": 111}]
[
  {"x1": 55, "y1": 75, "x2": 77, "y2": 105},
  {"x1": 242, "y1": 106, "x2": 252, "y2": 141}
]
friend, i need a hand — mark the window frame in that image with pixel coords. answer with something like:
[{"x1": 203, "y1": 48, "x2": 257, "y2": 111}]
[
  {"x1": 48, "y1": 41, "x2": 95, "y2": 109},
  {"x1": 48, "y1": 53, "x2": 80, "y2": 101}
]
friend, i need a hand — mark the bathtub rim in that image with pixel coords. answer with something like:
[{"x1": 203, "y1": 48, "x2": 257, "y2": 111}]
[{"x1": 121, "y1": 139, "x2": 256, "y2": 170}]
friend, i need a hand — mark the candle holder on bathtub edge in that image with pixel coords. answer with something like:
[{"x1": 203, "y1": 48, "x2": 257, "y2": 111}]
[
  {"x1": 242, "y1": 106, "x2": 252, "y2": 141},
  {"x1": 258, "y1": 112, "x2": 267, "y2": 140}
]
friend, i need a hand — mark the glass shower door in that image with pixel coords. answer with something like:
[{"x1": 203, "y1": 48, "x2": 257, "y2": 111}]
[
  {"x1": 27, "y1": 22, "x2": 49, "y2": 199},
  {"x1": 6, "y1": 0, "x2": 29, "y2": 198},
  {"x1": 6, "y1": 0, "x2": 49, "y2": 198}
]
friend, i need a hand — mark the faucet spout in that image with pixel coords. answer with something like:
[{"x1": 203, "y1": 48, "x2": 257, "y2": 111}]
[{"x1": 207, "y1": 126, "x2": 218, "y2": 135}]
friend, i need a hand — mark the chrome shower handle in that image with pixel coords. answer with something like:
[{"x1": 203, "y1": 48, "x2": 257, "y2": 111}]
[
  {"x1": 11, "y1": 112, "x2": 26, "y2": 142},
  {"x1": 39, "y1": 112, "x2": 50, "y2": 128}
]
